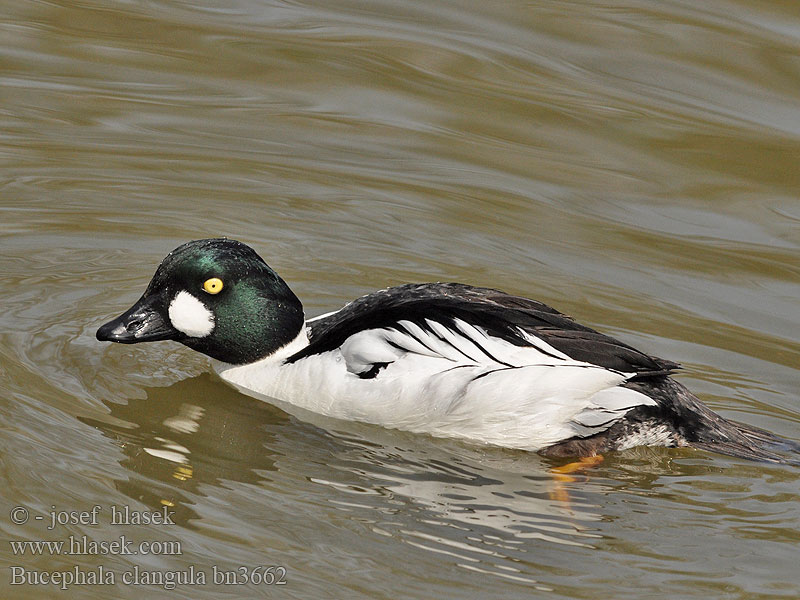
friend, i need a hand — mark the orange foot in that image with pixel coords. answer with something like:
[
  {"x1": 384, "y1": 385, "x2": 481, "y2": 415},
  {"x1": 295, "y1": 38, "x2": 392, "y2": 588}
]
[
  {"x1": 549, "y1": 455, "x2": 604, "y2": 505},
  {"x1": 551, "y1": 454, "x2": 604, "y2": 476}
]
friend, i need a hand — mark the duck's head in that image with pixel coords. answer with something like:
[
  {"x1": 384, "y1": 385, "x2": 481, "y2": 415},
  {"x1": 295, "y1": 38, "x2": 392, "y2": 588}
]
[{"x1": 96, "y1": 238, "x2": 305, "y2": 365}]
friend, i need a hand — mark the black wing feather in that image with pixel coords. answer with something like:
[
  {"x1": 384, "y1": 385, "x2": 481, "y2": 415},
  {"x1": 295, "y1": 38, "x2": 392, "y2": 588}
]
[{"x1": 288, "y1": 283, "x2": 678, "y2": 378}]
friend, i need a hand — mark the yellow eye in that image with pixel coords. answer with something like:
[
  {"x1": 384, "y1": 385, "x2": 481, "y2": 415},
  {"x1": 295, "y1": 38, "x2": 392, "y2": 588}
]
[{"x1": 203, "y1": 277, "x2": 224, "y2": 294}]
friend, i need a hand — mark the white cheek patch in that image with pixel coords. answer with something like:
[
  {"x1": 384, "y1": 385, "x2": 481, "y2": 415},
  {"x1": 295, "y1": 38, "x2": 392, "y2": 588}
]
[{"x1": 168, "y1": 291, "x2": 215, "y2": 338}]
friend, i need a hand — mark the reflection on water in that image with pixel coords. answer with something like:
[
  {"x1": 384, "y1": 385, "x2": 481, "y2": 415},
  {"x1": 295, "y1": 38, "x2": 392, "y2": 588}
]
[
  {"x1": 2, "y1": 0, "x2": 800, "y2": 597},
  {"x1": 80, "y1": 376, "x2": 284, "y2": 525},
  {"x1": 75, "y1": 366, "x2": 800, "y2": 597},
  {"x1": 82, "y1": 375, "x2": 616, "y2": 588}
]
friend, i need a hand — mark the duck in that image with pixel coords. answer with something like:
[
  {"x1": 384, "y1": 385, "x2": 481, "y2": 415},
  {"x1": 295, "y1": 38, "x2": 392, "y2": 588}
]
[{"x1": 96, "y1": 238, "x2": 793, "y2": 462}]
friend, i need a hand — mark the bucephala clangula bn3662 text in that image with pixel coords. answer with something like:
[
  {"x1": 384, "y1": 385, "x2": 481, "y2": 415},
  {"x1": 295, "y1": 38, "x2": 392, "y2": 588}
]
[{"x1": 96, "y1": 238, "x2": 794, "y2": 462}]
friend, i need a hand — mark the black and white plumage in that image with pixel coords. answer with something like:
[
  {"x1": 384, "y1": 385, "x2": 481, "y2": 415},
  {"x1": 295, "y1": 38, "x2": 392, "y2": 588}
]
[{"x1": 96, "y1": 239, "x2": 795, "y2": 462}]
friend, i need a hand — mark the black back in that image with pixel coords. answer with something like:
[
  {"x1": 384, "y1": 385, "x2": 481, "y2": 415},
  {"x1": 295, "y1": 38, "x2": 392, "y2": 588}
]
[{"x1": 289, "y1": 283, "x2": 678, "y2": 379}]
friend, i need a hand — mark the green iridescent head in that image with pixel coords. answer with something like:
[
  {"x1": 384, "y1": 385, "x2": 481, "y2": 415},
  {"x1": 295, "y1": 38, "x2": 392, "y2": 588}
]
[{"x1": 97, "y1": 238, "x2": 305, "y2": 364}]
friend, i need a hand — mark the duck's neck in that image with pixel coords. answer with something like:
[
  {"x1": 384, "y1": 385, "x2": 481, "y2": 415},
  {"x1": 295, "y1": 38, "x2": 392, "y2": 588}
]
[
  {"x1": 211, "y1": 325, "x2": 311, "y2": 382},
  {"x1": 267, "y1": 326, "x2": 311, "y2": 363}
]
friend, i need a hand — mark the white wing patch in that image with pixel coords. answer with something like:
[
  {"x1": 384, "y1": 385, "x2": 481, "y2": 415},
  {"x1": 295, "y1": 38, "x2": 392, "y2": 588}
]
[
  {"x1": 571, "y1": 386, "x2": 657, "y2": 431},
  {"x1": 168, "y1": 291, "x2": 214, "y2": 337},
  {"x1": 518, "y1": 328, "x2": 572, "y2": 360},
  {"x1": 425, "y1": 318, "x2": 488, "y2": 363},
  {"x1": 338, "y1": 330, "x2": 400, "y2": 374},
  {"x1": 333, "y1": 318, "x2": 658, "y2": 446},
  {"x1": 339, "y1": 318, "x2": 572, "y2": 376}
]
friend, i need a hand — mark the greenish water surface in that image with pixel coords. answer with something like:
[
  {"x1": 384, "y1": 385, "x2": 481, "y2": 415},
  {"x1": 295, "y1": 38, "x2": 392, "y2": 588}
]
[{"x1": 1, "y1": 0, "x2": 799, "y2": 598}]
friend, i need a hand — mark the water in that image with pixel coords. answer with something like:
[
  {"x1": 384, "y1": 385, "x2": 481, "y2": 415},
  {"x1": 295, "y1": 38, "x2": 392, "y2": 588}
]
[{"x1": 2, "y1": 0, "x2": 799, "y2": 598}]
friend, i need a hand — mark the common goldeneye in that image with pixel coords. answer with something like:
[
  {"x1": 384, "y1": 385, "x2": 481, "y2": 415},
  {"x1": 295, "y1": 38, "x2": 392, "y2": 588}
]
[{"x1": 96, "y1": 238, "x2": 792, "y2": 462}]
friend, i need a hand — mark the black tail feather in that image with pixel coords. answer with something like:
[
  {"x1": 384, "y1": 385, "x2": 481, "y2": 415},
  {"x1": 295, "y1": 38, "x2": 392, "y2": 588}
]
[
  {"x1": 692, "y1": 419, "x2": 800, "y2": 466},
  {"x1": 624, "y1": 377, "x2": 800, "y2": 466}
]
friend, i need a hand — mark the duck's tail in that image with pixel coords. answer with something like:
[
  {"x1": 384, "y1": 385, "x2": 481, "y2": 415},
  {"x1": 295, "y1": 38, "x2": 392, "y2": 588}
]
[
  {"x1": 690, "y1": 419, "x2": 800, "y2": 465},
  {"x1": 625, "y1": 378, "x2": 800, "y2": 465}
]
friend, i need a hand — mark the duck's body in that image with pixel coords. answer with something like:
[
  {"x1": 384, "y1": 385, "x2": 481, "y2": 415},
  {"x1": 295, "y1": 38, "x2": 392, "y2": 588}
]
[
  {"x1": 215, "y1": 282, "x2": 674, "y2": 453},
  {"x1": 97, "y1": 238, "x2": 792, "y2": 461}
]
